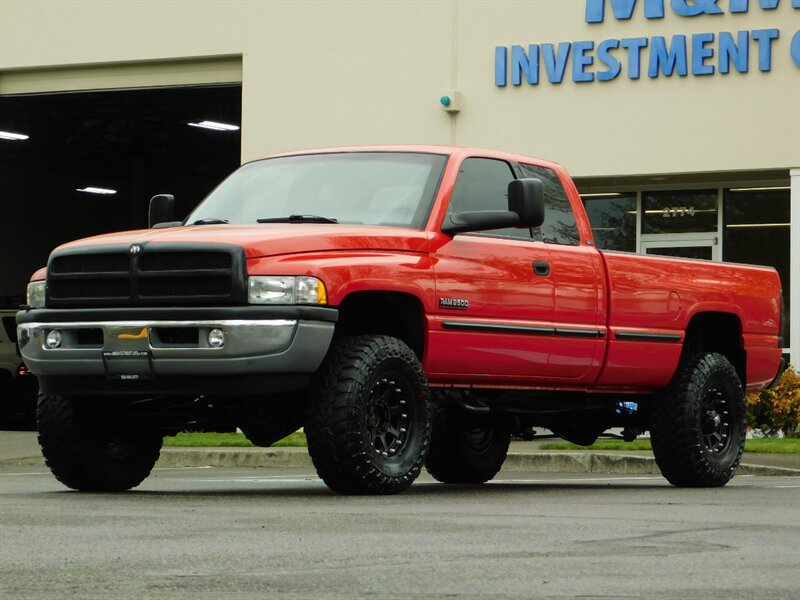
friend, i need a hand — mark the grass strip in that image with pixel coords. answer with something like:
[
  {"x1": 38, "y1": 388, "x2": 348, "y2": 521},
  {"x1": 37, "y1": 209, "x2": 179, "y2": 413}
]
[{"x1": 163, "y1": 431, "x2": 307, "y2": 447}]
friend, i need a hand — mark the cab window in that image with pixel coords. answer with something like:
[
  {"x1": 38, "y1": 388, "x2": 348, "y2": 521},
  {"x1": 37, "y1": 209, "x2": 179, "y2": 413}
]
[
  {"x1": 518, "y1": 163, "x2": 580, "y2": 246},
  {"x1": 447, "y1": 158, "x2": 531, "y2": 240}
]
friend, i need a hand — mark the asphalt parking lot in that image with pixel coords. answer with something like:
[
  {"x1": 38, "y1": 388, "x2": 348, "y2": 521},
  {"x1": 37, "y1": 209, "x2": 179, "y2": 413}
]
[{"x1": 1, "y1": 465, "x2": 798, "y2": 599}]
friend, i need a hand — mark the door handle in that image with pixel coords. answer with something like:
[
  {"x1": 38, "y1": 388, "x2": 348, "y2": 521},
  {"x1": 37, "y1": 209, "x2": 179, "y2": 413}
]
[{"x1": 533, "y1": 260, "x2": 550, "y2": 276}]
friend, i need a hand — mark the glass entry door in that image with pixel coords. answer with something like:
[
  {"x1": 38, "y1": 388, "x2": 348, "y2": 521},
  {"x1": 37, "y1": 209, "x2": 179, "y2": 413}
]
[
  {"x1": 641, "y1": 238, "x2": 720, "y2": 261},
  {"x1": 639, "y1": 189, "x2": 722, "y2": 261}
]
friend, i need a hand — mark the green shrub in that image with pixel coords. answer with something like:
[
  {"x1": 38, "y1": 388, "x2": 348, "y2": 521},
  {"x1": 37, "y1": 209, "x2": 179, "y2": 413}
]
[{"x1": 745, "y1": 365, "x2": 800, "y2": 437}]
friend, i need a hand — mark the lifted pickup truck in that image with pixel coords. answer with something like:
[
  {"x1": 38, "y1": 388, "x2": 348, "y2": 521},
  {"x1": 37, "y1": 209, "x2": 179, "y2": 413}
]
[{"x1": 17, "y1": 146, "x2": 785, "y2": 494}]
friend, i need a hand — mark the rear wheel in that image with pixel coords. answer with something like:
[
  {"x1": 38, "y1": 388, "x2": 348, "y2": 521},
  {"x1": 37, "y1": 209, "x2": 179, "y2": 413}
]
[
  {"x1": 305, "y1": 335, "x2": 431, "y2": 494},
  {"x1": 650, "y1": 352, "x2": 745, "y2": 487},
  {"x1": 425, "y1": 403, "x2": 510, "y2": 484},
  {"x1": 37, "y1": 394, "x2": 162, "y2": 491}
]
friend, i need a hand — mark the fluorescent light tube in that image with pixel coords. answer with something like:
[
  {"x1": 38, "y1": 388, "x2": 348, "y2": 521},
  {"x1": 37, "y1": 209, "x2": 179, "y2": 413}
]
[
  {"x1": 76, "y1": 187, "x2": 117, "y2": 195},
  {"x1": 0, "y1": 130, "x2": 29, "y2": 140},
  {"x1": 187, "y1": 120, "x2": 240, "y2": 131}
]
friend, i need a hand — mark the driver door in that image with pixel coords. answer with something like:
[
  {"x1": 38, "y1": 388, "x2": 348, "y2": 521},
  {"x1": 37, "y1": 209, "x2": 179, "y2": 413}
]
[{"x1": 428, "y1": 157, "x2": 555, "y2": 383}]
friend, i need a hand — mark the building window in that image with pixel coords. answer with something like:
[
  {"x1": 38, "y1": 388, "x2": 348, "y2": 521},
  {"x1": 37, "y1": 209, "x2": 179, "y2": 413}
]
[
  {"x1": 724, "y1": 188, "x2": 791, "y2": 346},
  {"x1": 642, "y1": 190, "x2": 718, "y2": 234},
  {"x1": 582, "y1": 194, "x2": 637, "y2": 252}
]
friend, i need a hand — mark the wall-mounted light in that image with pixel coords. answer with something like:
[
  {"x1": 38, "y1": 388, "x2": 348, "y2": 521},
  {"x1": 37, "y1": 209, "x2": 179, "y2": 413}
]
[
  {"x1": 439, "y1": 91, "x2": 461, "y2": 113},
  {"x1": 188, "y1": 120, "x2": 240, "y2": 131},
  {"x1": 76, "y1": 187, "x2": 117, "y2": 195},
  {"x1": 0, "y1": 130, "x2": 29, "y2": 140}
]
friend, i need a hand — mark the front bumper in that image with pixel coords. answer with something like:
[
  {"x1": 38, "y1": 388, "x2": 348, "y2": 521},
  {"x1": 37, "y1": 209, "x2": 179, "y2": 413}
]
[{"x1": 16, "y1": 306, "x2": 337, "y2": 394}]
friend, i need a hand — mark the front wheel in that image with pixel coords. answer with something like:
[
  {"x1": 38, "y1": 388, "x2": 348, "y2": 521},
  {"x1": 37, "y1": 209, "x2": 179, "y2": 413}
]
[
  {"x1": 305, "y1": 335, "x2": 432, "y2": 495},
  {"x1": 650, "y1": 352, "x2": 746, "y2": 487},
  {"x1": 37, "y1": 394, "x2": 162, "y2": 491}
]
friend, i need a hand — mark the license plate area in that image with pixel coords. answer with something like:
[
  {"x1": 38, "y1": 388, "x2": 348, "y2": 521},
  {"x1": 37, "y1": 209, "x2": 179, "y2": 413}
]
[{"x1": 102, "y1": 350, "x2": 153, "y2": 380}]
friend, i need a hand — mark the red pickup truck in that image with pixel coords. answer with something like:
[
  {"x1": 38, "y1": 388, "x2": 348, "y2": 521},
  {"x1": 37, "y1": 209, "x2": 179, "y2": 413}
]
[{"x1": 17, "y1": 146, "x2": 785, "y2": 494}]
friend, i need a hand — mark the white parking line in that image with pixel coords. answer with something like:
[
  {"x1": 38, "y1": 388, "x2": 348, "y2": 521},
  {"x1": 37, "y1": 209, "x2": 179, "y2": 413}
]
[
  {"x1": 186, "y1": 476, "x2": 322, "y2": 484},
  {"x1": 492, "y1": 476, "x2": 663, "y2": 484}
]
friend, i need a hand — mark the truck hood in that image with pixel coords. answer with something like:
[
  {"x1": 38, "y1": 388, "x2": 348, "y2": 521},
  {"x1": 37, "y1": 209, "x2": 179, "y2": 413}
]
[{"x1": 51, "y1": 224, "x2": 431, "y2": 259}]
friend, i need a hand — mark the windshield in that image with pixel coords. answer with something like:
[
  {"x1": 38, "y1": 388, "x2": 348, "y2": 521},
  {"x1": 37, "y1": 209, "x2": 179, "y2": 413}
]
[{"x1": 187, "y1": 152, "x2": 447, "y2": 229}]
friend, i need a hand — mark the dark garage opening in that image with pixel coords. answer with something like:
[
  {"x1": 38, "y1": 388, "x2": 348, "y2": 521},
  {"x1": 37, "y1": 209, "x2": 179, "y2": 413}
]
[{"x1": 0, "y1": 84, "x2": 242, "y2": 308}]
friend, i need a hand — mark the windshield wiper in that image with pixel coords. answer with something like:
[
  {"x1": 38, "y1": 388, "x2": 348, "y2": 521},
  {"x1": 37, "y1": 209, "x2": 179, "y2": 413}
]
[
  {"x1": 192, "y1": 218, "x2": 229, "y2": 225},
  {"x1": 257, "y1": 214, "x2": 338, "y2": 224}
]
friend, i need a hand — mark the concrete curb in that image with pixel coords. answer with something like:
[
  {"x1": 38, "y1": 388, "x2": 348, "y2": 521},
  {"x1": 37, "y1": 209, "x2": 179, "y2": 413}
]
[
  {"x1": 149, "y1": 448, "x2": 799, "y2": 477},
  {"x1": 4, "y1": 447, "x2": 799, "y2": 477}
]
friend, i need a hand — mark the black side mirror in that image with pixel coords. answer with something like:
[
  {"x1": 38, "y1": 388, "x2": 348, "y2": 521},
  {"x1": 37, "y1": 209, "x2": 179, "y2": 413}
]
[
  {"x1": 508, "y1": 178, "x2": 545, "y2": 228},
  {"x1": 149, "y1": 194, "x2": 178, "y2": 228}
]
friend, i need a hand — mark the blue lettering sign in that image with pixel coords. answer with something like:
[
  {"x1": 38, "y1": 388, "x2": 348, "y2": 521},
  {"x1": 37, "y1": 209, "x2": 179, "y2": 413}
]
[
  {"x1": 730, "y1": 0, "x2": 782, "y2": 11},
  {"x1": 497, "y1": 1, "x2": 799, "y2": 88},
  {"x1": 649, "y1": 35, "x2": 688, "y2": 77},
  {"x1": 718, "y1": 31, "x2": 750, "y2": 73},
  {"x1": 670, "y1": 0, "x2": 723, "y2": 17},
  {"x1": 621, "y1": 37, "x2": 649, "y2": 78},
  {"x1": 751, "y1": 28, "x2": 779, "y2": 70},
  {"x1": 791, "y1": 30, "x2": 800, "y2": 66},
  {"x1": 572, "y1": 41, "x2": 596, "y2": 82},
  {"x1": 512, "y1": 45, "x2": 539, "y2": 85},
  {"x1": 586, "y1": 0, "x2": 665, "y2": 23},
  {"x1": 692, "y1": 32, "x2": 716, "y2": 75},
  {"x1": 588, "y1": 0, "x2": 794, "y2": 20},
  {"x1": 542, "y1": 42, "x2": 572, "y2": 84},
  {"x1": 597, "y1": 39, "x2": 623, "y2": 80},
  {"x1": 495, "y1": 46, "x2": 507, "y2": 86}
]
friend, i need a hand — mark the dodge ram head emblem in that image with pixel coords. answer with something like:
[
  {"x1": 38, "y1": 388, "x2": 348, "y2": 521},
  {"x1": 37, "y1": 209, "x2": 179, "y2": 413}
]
[{"x1": 129, "y1": 244, "x2": 142, "y2": 255}]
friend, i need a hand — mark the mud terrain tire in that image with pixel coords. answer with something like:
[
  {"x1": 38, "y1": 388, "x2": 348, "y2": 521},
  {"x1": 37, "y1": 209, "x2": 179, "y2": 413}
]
[
  {"x1": 37, "y1": 394, "x2": 162, "y2": 491},
  {"x1": 651, "y1": 352, "x2": 746, "y2": 487},
  {"x1": 305, "y1": 335, "x2": 431, "y2": 495},
  {"x1": 425, "y1": 402, "x2": 510, "y2": 484}
]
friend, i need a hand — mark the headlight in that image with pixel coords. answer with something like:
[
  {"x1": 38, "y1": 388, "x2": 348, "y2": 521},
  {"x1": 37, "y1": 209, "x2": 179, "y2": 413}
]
[
  {"x1": 248, "y1": 276, "x2": 327, "y2": 305},
  {"x1": 27, "y1": 281, "x2": 46, "y2": 308}
]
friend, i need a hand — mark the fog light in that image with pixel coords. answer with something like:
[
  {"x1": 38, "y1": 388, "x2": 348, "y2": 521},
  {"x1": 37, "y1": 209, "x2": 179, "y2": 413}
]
[
  {"x1": 45, "y1": 330, "x2": 63, "y2": 349},
  {"x1": 208, "y1": 328, "x2": 225, "y2": 348}
]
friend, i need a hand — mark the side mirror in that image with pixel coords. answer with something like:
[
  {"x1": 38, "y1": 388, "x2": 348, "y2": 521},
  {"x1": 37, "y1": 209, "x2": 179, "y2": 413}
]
[
  {"x1": 508, "y1": 178, "x2": 545, "y2": 228},
  {"x1": 441, "y1": 177, "x2": 546, "y2": 235},
  {"x1": 148, "y1": 194, "x2": 178, "y2": 228}
]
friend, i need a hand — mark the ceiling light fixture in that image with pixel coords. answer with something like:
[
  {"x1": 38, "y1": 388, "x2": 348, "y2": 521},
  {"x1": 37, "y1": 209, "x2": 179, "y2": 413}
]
[
  {"x1": 725, "y1": 223, "x2": 790, "y2": 228},
  {"x1": 187, "y1": 120, "x2": 240, "y2": 131},
  {"x1": 76, "y1": 187, "x2": 117, "y2": 195},
  {"x1": 729, "y1": 186, "x2": 790, "y2": 192},
  {"x1": 0, "y1": 130, "x2": 30, "y2": 140}
]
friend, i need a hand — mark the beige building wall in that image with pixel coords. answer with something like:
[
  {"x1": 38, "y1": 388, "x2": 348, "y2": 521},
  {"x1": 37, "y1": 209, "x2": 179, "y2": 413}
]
[{"x1": 1, "y1": 0, "x2": 798, "y2": 177}]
